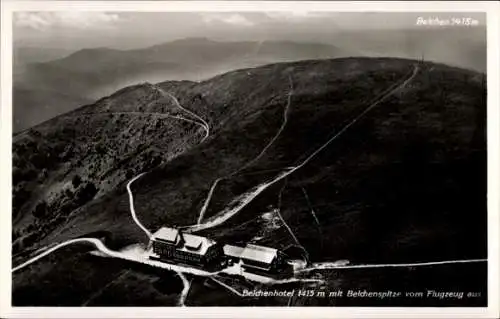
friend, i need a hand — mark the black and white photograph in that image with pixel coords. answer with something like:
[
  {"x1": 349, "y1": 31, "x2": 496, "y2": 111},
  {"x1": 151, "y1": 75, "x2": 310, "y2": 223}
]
[{"x1": 1, "y1": 1, "x2": 499, "y2": 317}]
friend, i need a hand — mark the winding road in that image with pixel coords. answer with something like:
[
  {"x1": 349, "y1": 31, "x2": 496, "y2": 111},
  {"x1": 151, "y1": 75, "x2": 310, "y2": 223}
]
[
  {"x1": 121, "y1": 87, "x2": 213, "y2": 239},
  {"x1": 196, "y1": 75, "x2": 295, "y2": 225},
  {"x1": 13, "y1": 88, "x2": 212, "y2": 273},
  {"x1": 177, "y1": 272, "x2": 191, "y2": 307},
  {"x1": 187, "y1": 64, "x2": 420, "y2": 233},
  {"x1": 12, "y1": 87, "x2": 215, "y2": 306},
  {"x1": 150, "y1": 84, "x2": 210, "y2": 139},
  {"x1": 126, "y1": 172, "x2": 152, "y2": 239},
  {"x1": 63, "y1": 111, "x2": 209, "y2": 143},
  {"x1": 275, "y1": 180, "x2": 308, "y2": 260},
  {"x1": 12, "y1": 237, "x2": 221, "y2": 277},
  {"x1": 298, "y1": 258, "x2": 488, "y2": 273},
  {"x1": 12, "y1": 238, "x2": 116, "y2": 273},
  {"x1": 12, "y1": 63, "x2": 488, "y2": 306}
]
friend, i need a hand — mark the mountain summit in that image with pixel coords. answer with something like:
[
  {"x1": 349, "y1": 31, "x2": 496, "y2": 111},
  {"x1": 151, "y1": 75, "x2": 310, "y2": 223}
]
[{"x1": 12, "y1": 57, "x2": 486, "y2": 306}]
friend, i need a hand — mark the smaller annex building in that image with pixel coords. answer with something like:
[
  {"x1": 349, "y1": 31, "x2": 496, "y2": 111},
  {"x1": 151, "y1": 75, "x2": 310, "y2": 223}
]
[
  {"x1": 223, "y1": 244, "x2": 245, "y2": 265},
  {"x1": 149, "y1": 227, "x2": 223, "y2": 270},
  {"x1": 238, "y1": 244, "x2": 293, "y2": 278}
]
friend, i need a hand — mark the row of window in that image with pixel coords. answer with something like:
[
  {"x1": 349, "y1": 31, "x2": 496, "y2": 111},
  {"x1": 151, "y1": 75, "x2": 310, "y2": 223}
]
[
  {"x1": 181, "y1": 253, "x2": 201, "y2": 263},
  {"x1": 153, "y1": 242, "x2": 226, "y2": 264},
  {"x1": 154, "y1": 243, "x2": 203, "y2": 263},
  {"x1": 154, "y1": 246, "x2": 175, "y2": 257}
]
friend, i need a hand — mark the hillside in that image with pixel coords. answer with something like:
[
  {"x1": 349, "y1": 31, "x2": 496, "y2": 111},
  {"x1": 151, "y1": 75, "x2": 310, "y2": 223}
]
[
  {"x1": 12, "y1": 81, "x2": 205, "y2": 251},
  {"x1": 13, "y1": 39, "x2": 352, "y2": 132},
  {"x1": 12, "y1": 57, "x2": 487, "y2": 306}
]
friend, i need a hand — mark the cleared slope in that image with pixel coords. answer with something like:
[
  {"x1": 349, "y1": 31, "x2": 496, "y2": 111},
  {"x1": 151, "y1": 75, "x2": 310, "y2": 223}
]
[
  {"x1": 12, "y1": 82, "x2": 207, "y2": 253},
  {"x1": 28, "y1": 57, "x2": 486, "y2": 261},
  {"x1": 12, "y1": 57, "x2": 486, "y2": 306}
]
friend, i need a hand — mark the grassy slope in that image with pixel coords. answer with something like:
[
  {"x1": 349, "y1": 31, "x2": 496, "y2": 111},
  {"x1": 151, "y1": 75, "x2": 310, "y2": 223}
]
[
  {"x1": 12, "y1": 57, "x2": 486, "y2": 306},
  {"x1": 12, "y1": 83, "x2": 205, "y2": 253}
]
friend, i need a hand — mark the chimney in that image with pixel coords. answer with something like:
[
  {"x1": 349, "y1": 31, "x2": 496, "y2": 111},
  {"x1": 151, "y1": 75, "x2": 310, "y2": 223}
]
[{"x1": 177, "y1": 228, "x2": 185, "y2": 246}]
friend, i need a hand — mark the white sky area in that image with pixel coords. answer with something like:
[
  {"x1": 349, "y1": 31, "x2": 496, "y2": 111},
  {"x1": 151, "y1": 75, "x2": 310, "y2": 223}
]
[{"x1": 13, "y1": 11, "x2": 486, "y2": 50}]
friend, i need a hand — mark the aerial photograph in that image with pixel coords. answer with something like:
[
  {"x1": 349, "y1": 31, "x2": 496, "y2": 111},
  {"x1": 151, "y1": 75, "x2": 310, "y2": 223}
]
[{"x1": 10, "y1": 10, "x2": 487, "y2": 307}]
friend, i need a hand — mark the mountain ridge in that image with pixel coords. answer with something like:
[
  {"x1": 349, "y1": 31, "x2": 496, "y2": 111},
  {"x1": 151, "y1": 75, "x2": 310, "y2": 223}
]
[
  {"x1": 13, "y1": 39, "x2": 353, "y2": 132},
  {"x1": 12, "y1": 57, "x2": 486, "y2": 306}
]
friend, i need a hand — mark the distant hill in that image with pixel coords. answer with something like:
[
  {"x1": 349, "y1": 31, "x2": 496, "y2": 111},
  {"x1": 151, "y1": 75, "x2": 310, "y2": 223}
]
[
  {"x1": 13, "y1": 39, "x2": 353, "y2": 132},
  {"x1": 13, "y1": 46, "x2": 74, "y2": 69},
  {"x1": 13, "y1": 28, "x2": 486, "y2": 132},
  {"x1": 12, "y1": 57, "x2": 486, "y2": 306}
]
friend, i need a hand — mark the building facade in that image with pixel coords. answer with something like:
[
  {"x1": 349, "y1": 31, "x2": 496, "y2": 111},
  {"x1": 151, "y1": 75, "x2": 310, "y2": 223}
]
[{"x1": 149, "y1": 227, "x2": 223, "y2": 269}]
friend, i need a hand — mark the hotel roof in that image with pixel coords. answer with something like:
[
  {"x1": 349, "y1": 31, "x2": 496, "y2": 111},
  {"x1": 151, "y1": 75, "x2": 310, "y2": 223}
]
[
  {"x1": 240, "y1": 244, "x2": 278, "y2": 265},
  {"x1": 152, "y1": 227, "x2": 217, "y2": 256},
  {"x1": 153, "y1": 227, "x2": 181, "y2": 244},
  {"x1": 177, "y1": 233, "x2": 217, "y2": 256},
  {"x1": 223, "y1": 244, "x2": 245, "y2": 258}
]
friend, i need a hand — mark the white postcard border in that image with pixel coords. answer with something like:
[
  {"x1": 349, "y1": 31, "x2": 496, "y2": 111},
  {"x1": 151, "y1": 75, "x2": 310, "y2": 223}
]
[{"x1": 1, "y1": 1, "x2": 498, "y2": 318}]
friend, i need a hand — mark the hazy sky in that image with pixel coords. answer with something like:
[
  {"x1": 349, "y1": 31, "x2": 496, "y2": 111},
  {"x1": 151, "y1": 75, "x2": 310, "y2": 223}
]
[{"x1": 13, "y1": 11, "x2": 486, "y2": 50}]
